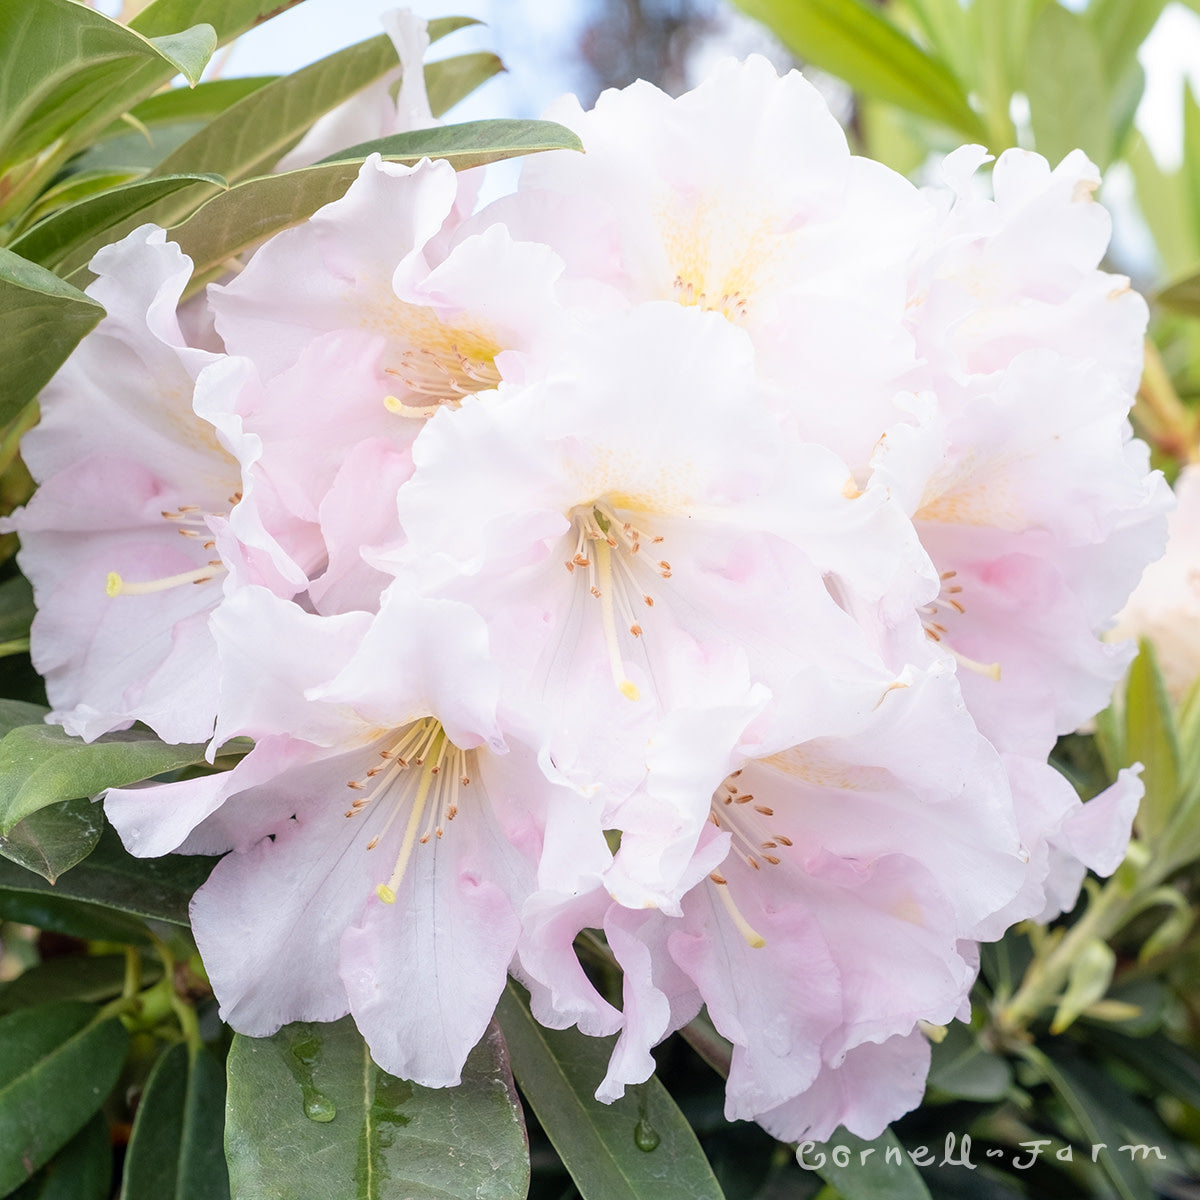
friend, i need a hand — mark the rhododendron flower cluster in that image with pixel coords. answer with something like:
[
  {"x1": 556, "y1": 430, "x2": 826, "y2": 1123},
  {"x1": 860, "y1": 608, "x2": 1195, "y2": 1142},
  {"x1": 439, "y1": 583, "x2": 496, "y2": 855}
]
[{"x1": 8, "y1": 47, "x2": 1169, "y2": 1146}]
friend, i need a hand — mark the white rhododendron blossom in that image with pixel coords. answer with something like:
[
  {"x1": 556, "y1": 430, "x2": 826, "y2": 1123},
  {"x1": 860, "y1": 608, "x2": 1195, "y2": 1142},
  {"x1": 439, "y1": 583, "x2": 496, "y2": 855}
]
[{"x1": 8, "y1": 45, "x2": 1169, "y2": 1151}]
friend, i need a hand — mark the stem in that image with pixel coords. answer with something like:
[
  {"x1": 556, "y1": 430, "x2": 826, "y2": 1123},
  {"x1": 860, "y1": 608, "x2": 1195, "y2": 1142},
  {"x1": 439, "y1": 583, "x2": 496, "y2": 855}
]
[
  {"x1": 996, "y1": 842, "x2": 1181, "y2": 1037},
  {"x1": 996, "y1": 874, "x2": 1133, "y2": 1035}
]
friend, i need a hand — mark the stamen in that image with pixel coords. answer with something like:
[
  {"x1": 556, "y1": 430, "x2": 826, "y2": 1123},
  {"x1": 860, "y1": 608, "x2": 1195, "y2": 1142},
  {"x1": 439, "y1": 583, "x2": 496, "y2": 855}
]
[
  {"x1": 594, "y1": 538, "x2": 640, "y2": 702},
  {"x1": 951, "y1": 648, "x2": 1002, "y2": 681},
  {"x1": 383, "y1": 393, "x2": 441, "y2": 420},
  {"x1": 711, "y1": 876, "x2": 766, "y2": 948},
  {"x1": 377, "y1": 726, "x2": 445, "y2": 904},
  {"x1": 106, "y1": 563, "x2": 222, "y2": 597}
]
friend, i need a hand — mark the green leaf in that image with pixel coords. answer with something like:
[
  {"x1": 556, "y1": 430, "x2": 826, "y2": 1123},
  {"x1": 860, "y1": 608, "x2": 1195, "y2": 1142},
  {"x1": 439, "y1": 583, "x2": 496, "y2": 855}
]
[
  {"x1": 9, "y1": 1113, "x2": 112, "y2": 1200},
  {"x1": 1092, "y1": 1031, "x2": 1200, "y2": 1111},
  {"x1": 495, "y1": 982, "x2": 724, "y2": 1200},
  {"x1": 10, "y1": 175, "x2": 225, "y2": 277},
  {"x1": 225, "y1": 1016, "x2": 528, "y2": 1200},
  {"x1": 1026, "y1": 2, "x2": 1111, "y2": 167},
  {"x1": 727, "y1": 0, "x2": 985, "y2": 140},
  {"x1": 1129, "y1": 134, "x2": 1200, "y2": 279},
  {"x1": 1088, "y1": 0, "x2": 1167, "y2": 85},
  {"x1": 0, "y1": 577, "x2": 35, "y2": 649},
  {"x1": 926, "y1": 1021, "x2": 1012, "y2": 1101},
  {"x1": 12, "y1": 171, "x2": 143, "y2": 236},
  {"x1": 798, "y1": 1128, "x2": 932, "y2": 1200},
  {"x1": 317, "y1": 118, "x2": 584, "y2": 166},
  {"x1": 0, "y1": 724, "x2": 209, "y2": 834},
  {"x1": 70, "y1": 79, "x2": 276, "y2": 178},
  {"x1": 426, "y1": 52, "x2": 505, "y2": 118},
  {"x1": 149, "y1": 34, "x2": 403, "y2": 186},
  {"x1": 1157, "y1": 269, "x2": 1200, "y2": 316},
  {"x1": 1124, "y1": 639, "x2": 1180, "y2": 841},
  {"x1": 167, "y1": 120, "x2": 581, "y2": 291},
  {"x1": 0, "y1": 796, "x2": 104, "y2": 883},
  {"x1": 0, "y1": 888, "x2": 150, "y2": 946},
  {"x1": 1050, "y1": 938, "x2": 1117, "y2": 1034},
  {"x1": 0, "y1": 249, "x2": 104, "y2": 426},
  {"x1": 131, "y1": 0, "x2": 306, "y2": 45},
  {"x1": 121, "y1": 1042, "x2": 229, "y2": 1200},
  {"x1": 0, "y1": 1002, "x2": 129, "y2": 1196},
  {"x1": 901, "y1": 0, "x2": 971, "y2": 85},
  {"x1": 0, "y1": 955, "x2": 153, "y2": 1015},
  {"x1": 0, "y1": 1, "x2": 216, "y2": 220},
  {"x1": 1184, "y1": 82, "x2": 1200, "y2": 254},
  {"x1": 1025, "y1": 1046, "x2": 1157, "y2": 1200},
  {"x1": 0, "y1": 826, "x2": 216, "y2": 927}
]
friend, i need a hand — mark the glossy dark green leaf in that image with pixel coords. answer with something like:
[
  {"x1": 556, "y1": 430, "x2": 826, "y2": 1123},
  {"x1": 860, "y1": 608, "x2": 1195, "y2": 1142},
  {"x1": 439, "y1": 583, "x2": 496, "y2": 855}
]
[
  {"x1": 798, "y1": 1128, "x2": 932, "y2": 1200},
  {"x1": 168, "y1": 119, "x2": 581, "y2": 292},
  {"x1": 926, "y1": 1021, "x2": 1012, "y2": 1101},
  {"x1": 10, "y1": 175, "x2": 225, "y2": 277},
  {"x1": 0, "y1": 1002, "x2": 128, "y2": 1196},
  {"x1": 8, "y1": 1112, "x2": 112, "y2": 1200},
  {"x1": 1027, "y1": 1046, "x2": 1156, "y2": 1200},
  {"x1": 0, "y1": 796, "x2": 104, "y2": 883},
  {"x1": 225, "y1": 1016, "x2": 528, "y2": 1200},
  {"x1": 496, "y1": 982, "x2": 723, "y2": 1200},
  {"x1": 426, "y1": 52, "x2": 504, "y2": 117},
  {"x1": 728, "y1": 0, "x2": 985, "y2": 139},
  {"x1": 1026, "y1": 2, "x2": 1111, "y2": 167},
  {"x1": 121, "y1": 1042, "x2": 228, "y2": 1200},
  {"x1": 0, "y1": 724, "x2": 208, "y2": 834},
  {"x1": 0, "y1": 577, "x2": 35, "y2": 649},
  {"x1": 0, "y1": 249, "x2": 104, "y2": 426},
  {"x1": 0, "y1": 954, "x2": 152, "y2": 1015},
  {"x1": 0, "y1": 826, "x2": 217, "y2": 927},
  {"x1": 1125, "y1": 639, "x2": 1180, "y2": 841},
  {"x1": 0, "y1": 888, "x2": 149, "y2": 945},
  {"x1": 0, "y1": 698, "x2": 50, "y2": 737}
]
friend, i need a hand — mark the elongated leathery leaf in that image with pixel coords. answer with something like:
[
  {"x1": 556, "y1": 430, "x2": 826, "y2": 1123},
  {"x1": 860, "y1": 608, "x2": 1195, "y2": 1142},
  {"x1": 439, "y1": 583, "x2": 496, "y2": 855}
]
[
  {"x1": 0, "y1": 826, "x2": 217, "y2": 927},
  {"x1": 0, "y1": 1002, "x2": 128, "y2": 1196},
  {"x1": 9, "y1": 1112, "x2": 112, "y2": 1200},
  {"x1": 0, "y1": 723, "x2": 208, "y2": 833},
  {"x1": 0, "y1": 0, "x2": 214, "y2": 221},
  {"x1": 496, "y1": 982, "x2": 724, "y2": 1200},
  {"x1": 167, "y1": 119, "x2": 581, "y2": 293},
  {"x1": 0, "y1": 796, "x2": 104, "y2": 883},
  {"x1": 728, "y1": 0, "x2": 985, "y2": 140},
  {"x1": 120, "y1": 1043, "x2": 229, "y2": 1200},
  {"x1": 225, "y1": 1016, "x2": 528, "y2": 1200},
  {"x1": 11, "y1": 175, "x2": 225, "y2": 277},
  {"x1": 0, "y1": 249, "x2": 104, "y2": 426}
]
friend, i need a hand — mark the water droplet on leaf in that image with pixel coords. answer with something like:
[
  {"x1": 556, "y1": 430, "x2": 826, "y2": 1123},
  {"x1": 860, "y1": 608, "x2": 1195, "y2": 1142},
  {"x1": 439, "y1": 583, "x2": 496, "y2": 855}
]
[
  {"x1": 304, "y1": 1093, "x2": 337, "y2": 1122},
  {"x1": 633, "y1": 1118, "x2": 660, "y2": 1152}
]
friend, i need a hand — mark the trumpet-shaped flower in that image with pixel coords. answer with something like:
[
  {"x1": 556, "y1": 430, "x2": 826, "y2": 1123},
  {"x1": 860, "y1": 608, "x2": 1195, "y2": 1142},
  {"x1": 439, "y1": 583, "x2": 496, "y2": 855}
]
[
  {"x1": 6, "y1": 227, "x2": 231, "y2": 743},
  {"x1": 106, "y1": 582, "x2": 577, "y2": 1086}
]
